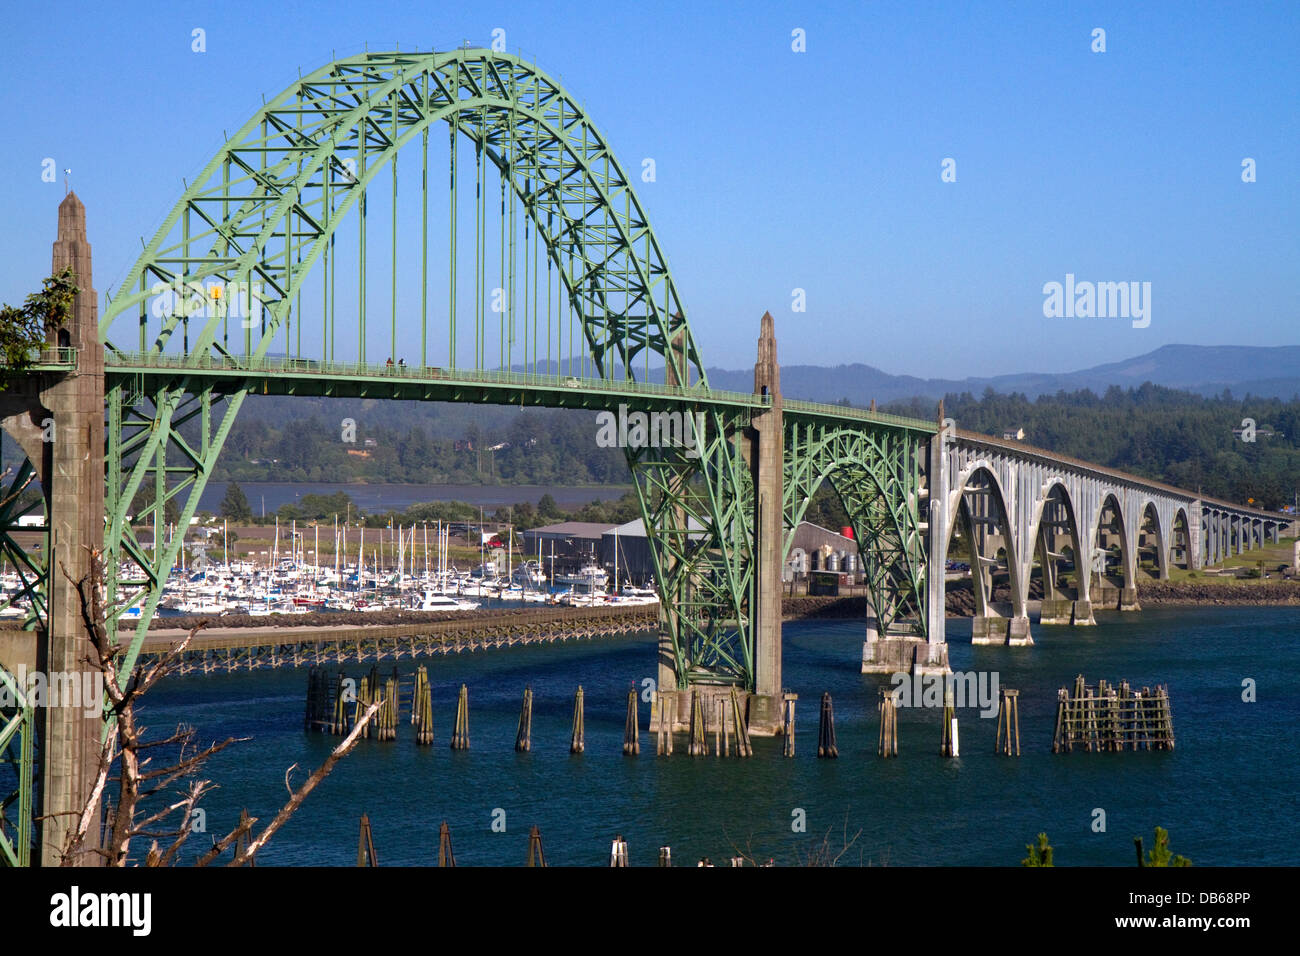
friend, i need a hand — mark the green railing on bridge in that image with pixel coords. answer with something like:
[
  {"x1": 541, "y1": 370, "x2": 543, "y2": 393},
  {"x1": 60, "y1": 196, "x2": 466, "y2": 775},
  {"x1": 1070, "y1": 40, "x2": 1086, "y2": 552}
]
[
  {"x1": 104, "y1": 350, "x2": 938, "y2": 432},
  {"x1": 783, "y1": 397, "x2": 936, "y2": 432},
  {"x1": 104, "y1": 350, "x2": 768, "y2": 409},
  {"x1": 28, "y1": 346, "x2": 79, "y2": 371}
]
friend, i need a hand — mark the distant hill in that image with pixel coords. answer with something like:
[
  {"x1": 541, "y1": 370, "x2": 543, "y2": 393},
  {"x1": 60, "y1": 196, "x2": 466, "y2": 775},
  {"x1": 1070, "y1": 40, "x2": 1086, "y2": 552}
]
[{"x1": 702, "y1": 345, "x2": 1300, "y2": 404}]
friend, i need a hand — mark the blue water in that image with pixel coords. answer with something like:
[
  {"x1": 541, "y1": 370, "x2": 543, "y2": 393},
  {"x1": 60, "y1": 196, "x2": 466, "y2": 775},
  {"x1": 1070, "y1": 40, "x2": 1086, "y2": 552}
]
[{"x1": 141, "y1": 606, "x2": 1299, "y2": 866}]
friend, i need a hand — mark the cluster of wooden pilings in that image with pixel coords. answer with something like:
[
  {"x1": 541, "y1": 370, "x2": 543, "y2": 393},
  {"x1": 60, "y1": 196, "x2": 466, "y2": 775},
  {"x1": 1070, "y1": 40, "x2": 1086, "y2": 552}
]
[
  {"x1": 1051, "y1": 675, "x2": 1175, "y2": 753},
  {"x1": 412, "y1": 666, "x2": 434, "y2": 744},
  {"x1": 307, "y1": 668, "x2": 650, "y2": 754},
  {"x1": 656, "y1": 687, "x2": 753, "y2": 757},
  {"x1": 350, "y1": 814, "x2": 765, "y2": 867},
  {"x1": 305, "y1": 665, "x2": 400, "y2": 738},
  {"x1": 310, "y1": 667, "x2": 1173, "y2": 757}
]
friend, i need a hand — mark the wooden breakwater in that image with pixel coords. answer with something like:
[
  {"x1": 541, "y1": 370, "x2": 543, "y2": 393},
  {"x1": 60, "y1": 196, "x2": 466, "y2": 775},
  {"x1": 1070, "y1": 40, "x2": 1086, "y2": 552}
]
[
  {"x1": 1051, "y1": 675, "x2": 1175, "y2": 753},
  {"x1": 139, "y1": 603, "x2": 658, "y2": 675}
]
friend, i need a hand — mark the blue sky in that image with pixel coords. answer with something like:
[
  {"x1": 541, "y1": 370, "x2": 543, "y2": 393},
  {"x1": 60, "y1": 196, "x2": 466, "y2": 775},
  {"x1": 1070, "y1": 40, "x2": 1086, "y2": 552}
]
[{"x1": 2, "y1": 0, "x2": 1296, "y2": 378}]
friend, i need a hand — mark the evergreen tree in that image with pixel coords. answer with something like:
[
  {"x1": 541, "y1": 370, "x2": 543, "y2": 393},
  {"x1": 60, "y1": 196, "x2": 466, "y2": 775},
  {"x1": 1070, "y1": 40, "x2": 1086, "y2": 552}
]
[
  {"x1": 0, "y1": 268, "x2": 78, "y2": 392},
  {"x1": 1135, "y1": 826, "x2": 1191, "y2": 867},
  {"x1": 1021, "y1": 833, "x2": 1054, "y2": 867},
  {"x1": 219, "y1": 481, "x2": 253, "y2": 522}
]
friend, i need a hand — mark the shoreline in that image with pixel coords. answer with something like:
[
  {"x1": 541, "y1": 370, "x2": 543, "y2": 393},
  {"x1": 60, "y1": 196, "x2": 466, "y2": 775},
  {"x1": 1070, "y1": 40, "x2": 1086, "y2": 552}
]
[{"x1": 782, "y1": 579, "x2": 1300, "y2": 621}]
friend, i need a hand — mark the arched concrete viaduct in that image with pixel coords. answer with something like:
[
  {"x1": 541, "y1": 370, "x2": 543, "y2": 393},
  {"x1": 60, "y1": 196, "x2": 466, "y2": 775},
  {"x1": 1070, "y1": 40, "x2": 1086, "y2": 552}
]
[{"x1": 934, "y1": 429, "x2": 1288, "y2": 647}]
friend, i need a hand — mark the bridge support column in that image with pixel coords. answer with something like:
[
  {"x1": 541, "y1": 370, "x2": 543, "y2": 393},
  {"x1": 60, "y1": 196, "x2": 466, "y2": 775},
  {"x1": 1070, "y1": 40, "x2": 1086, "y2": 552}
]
[
  {"x1": 970, "y1": 613, "x2": 1032, "y2": 645},
  {"x1": 747, "y1": 313, "x2": 783, "y2": 735},
  {"x1": 39, "y1": 193, "x2": 104, "y2": 866},
  {"x1": 861, "y1": 415, "x2": 948, "y2": 675}
]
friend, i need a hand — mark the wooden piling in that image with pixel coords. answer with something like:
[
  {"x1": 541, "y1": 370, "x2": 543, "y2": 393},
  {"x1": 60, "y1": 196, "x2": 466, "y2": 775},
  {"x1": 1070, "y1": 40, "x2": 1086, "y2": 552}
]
[
  {"x1": 438, "y1": 821, "x2": 455, "y2": 867},
  {"x1": 413, "y1": 666, "x2": 434, "y2": 745},
  {"x1": 995, "y1": 688, "x2": 1020, "y2": 756},
  {"x1": 688, "y1": 688, "x2": 708, "y2": 756},
  {"x1": 570, "y1": 686, "x2": 586, "y2": 754},
  {"x1": 357, "y1": 812, "x2": 378, "y2": 866},
  {"x1": 941, "y1": 687, "x2": 958, "y2": 757},
  {"x1": 730, "y1": 686, "x2": 752, "y2": 757},
  {"x1": 375, "y1": 667, "x2": 399, "y2": 741},
  {"x1": 450, "y1": 683, "x2": 470, "y2": 750},
  {"x1": 817, "y1": 692, "x2": 838, "y2": 758},
  {"x1": 237, "y1": 808, "x2": 254, "y2": 866},
  {"x1": 305, "y1": 666, "x2": 330, "y2": 732},
  {"x1": 878, "y1": 689, "x2": 898, "y2": 757},
  {"x1": 526, "y1": 825, "x2": 546, "y2": 867},
  {"x1": 655, "y1": 692, "x2": 674, "y2": 756},
  {"x1": 610, "y1": 834, "x2": 629, "y2": 867},
  {"x1": 781, "y1": 692, "x2": 798, "y2": 757},
  {"x1": 515, "y1": 686, "x2": 534, "y2": 752},
  {"x1": 622, "y1": 689, "x2": 639, "y2": 755},
  {"x1": 352, "y1": 669, "x2": 374, "y2": 738},
  {"x1": 713, "y1": 697, "x2": 722, "y2": 757},
  {"x1": 331, "y1": 670, "x2": 350, "y2": 735}
]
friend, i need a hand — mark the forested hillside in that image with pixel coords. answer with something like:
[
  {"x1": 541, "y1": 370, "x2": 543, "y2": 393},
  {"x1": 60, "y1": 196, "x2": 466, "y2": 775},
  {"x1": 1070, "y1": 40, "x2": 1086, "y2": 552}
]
[{"x1": 192, "y1": 383, "x2": 1300, "y2": 510}]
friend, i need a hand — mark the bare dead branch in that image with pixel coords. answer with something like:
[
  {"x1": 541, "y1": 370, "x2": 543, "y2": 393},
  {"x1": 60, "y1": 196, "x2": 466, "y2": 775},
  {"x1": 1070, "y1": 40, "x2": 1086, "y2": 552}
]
[{"x1": 228, "y1": 701, "x2": 382, "y2": 867}]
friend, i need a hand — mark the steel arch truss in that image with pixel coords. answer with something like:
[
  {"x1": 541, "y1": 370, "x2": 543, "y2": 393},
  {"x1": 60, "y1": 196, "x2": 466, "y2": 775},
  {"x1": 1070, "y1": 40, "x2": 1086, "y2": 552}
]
[
  {"x1": 97, "y1": 50, "x2": 741, "y2": 685},
  {"x1": 0, "y1": 443, "x2": 41, "y2": 867},
  {"x1": 0, "y1": 460, "x2": 49, "y2": 632},
  {"x1": 0, "y1": 665, "x2": 34, "y2": 868},
  {"x1": 784, "y1": 421, "x2": 929, "y2": 638},
  {"x1": 630, "y1": 406, "x2": 758, "y2": 686}
]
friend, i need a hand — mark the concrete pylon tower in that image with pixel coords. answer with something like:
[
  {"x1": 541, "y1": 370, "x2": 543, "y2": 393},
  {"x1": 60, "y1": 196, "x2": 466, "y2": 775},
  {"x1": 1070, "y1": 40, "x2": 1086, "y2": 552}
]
[
  {"x1": 40, "y1": 191, "x2": 104, "y2": 864},
  {"x1": 748, "y1": 312, "x2": 783, "y2": 733}
]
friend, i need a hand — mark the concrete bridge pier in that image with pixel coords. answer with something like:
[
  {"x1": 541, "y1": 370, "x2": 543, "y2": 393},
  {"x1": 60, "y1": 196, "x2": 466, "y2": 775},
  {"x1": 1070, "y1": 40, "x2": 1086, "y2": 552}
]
[
  {"x1": 5, "y1": 194, "x2": 106, "y2": 866},
  {"x1": 746, "y1": 312, "x2": 783, "y2": 735}
]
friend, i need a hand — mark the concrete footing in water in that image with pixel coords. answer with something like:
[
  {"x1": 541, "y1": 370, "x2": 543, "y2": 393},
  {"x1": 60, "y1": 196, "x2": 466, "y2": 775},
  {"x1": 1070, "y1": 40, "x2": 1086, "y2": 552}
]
[
  {"x1": 860, "y1": 635, "x2": 950, "y2": 676},
  {"x1": 970, "y1": 615, "x2": 1034, "y2": 646},
  {"x1": 649, "y1": 687, "x2": 773, "y2": 736}
]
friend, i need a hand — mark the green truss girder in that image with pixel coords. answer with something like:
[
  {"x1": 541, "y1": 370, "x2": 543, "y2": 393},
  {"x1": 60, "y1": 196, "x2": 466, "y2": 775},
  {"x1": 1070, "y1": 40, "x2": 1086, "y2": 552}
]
[
  {"x1": 784, "y1": 420, "x2": 931, "y2": 638},
  {"x1": 0, "y1": 460, "x2": 49, "y2": 632},
  {"x1": 96, "y1": 50, "x2": 763, "y2": 689},
  {"x1": 0, "y1": 663, "x2": 34, "y2": 868}
]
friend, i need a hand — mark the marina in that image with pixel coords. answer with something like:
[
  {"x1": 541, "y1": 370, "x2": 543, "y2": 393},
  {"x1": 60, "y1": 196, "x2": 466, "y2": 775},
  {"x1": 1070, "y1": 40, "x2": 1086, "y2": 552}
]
[{"x1": 0, "y1": 517, "x2": 659, "y2": 624}]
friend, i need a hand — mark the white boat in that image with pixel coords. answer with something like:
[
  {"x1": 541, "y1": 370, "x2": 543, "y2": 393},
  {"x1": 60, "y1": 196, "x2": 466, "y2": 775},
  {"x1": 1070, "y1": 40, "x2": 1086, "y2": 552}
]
[
  {"x1": 555, "y1": 561, "x2": 609, "y2": 589},
  {"x1": 512, "y1": 561, "x2": 546, "y2": 588},
  {"x1": 410, "y1": 589, "x2": 479, "y2": 612}
]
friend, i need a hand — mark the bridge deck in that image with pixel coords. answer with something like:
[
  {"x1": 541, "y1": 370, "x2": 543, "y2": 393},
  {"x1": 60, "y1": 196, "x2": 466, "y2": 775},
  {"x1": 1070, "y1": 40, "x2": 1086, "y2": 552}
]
[
  {"x1": 101, "y1": 352, "x2": 936, "y2": 432},
  {"x1": 954, "y1": 428, "x2": 1284, "y2": 521}
]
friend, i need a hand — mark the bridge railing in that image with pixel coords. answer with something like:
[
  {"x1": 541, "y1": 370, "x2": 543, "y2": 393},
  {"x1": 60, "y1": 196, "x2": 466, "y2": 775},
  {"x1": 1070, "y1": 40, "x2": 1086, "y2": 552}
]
[
  {"x1": 783, "y1": 397, "x2": 936, "y2": 432},
  {"x1": 31, "y1": 346, "x2": 79, "y2": 369},
  {"x1": 103, "y1": 350, "x2": 767, "y2": 408},
  {"x1": 104, "y1": 351, "x2": 940, "y2": 431}
]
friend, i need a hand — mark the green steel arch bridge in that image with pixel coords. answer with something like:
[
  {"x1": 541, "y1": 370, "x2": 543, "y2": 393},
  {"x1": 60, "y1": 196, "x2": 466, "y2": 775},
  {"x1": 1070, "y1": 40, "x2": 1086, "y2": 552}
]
[
  {"x1": 3, "y1": 48, "x2": 1289, "y2": 867},
  {"x1": 0, "y1": 50, "x2": 940, "y2": 865}
]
